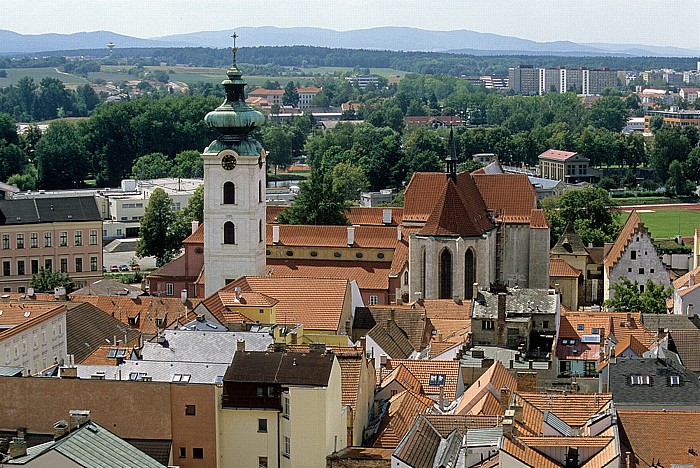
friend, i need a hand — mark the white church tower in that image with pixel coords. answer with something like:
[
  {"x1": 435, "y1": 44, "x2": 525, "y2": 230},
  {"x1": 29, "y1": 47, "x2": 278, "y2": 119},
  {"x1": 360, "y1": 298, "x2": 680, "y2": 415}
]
[{"x1": 202, "y1": 38, "x2": 267, "y2": 296}]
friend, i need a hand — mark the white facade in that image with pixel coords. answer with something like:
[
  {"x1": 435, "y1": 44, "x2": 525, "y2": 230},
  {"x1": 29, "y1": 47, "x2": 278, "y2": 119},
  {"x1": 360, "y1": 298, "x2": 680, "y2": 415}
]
[
  {"x1": 202, "y1": 148, "x2": 266, "y2": 296},
  {"x1": 0, "y1": 311, "x2": 67, "y2": 375}
]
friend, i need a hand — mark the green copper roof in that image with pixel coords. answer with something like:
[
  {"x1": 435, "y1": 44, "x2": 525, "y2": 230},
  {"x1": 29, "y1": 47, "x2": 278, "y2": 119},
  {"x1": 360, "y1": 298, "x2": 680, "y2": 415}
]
[{"x1": 203, "y1": 43, "x2": 265, "y2": 149}]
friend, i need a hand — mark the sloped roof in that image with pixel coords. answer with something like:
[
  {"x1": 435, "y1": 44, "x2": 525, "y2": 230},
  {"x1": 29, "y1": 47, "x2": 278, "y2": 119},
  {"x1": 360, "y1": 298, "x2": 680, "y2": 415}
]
[
  {"x1": 266, "y1": 258, "x2": 391, "y2": 290},
  {"x1": 549, "y1": 258, "x2": 581, "y2": 278},
  {"x1": 537, "y1": 149, "x2": 580, "y2": 161},
  {"x1": 72, "y1": 279, "x2": 145, "y2": 297},
  {"x1": 378, "y1": 359, "x2": 461, "y2": 401},
  {"x1": 337, "y1": 353, "x2": 365, "y2": 409},
  {"x1": 183, "y1": 223, "x2": 204, "y2": 243},
  {"x1": 392, "y1": 415, "x2": 444, "y2": 468},
  {"x1": 673, "y1": 264, "x2": 700, "y2": 289},
  {"x1": 0, "y1": 196, "x2": 101, "y2": 225},
  {"x1": 403, "y1": 172, "x2": 451, "y2": 223},
  {"x1": 551, "y1": 223, "x2": 589, "y2": 256},
  {"x1": 529, "y1": 209, "x2": 549, "y2": 229},
  {"x1": 604, "y1": 210, "x2": 647, "y2": 269},
  {"x1": 513, "y1": 392, "x2": 613, "y2": 429},
  {"x1": 608, "y1": 358, "x2": 700, "y2": 406},
  {"x1": 345, "y1": 207, "x2": 403, "y2": 226},
  {"x1": 424, "y1": 414, "x2": 502, "y2": 437},
  {"x1": 668, "y1": 329, "x2": 700, "y2": 372},
  {"x1": 419, "y1": 178, "x2": 493, "y2": 237},
  {"x1": 368, "y1": 306, "x2": 430, "y2": 350},
  {"x1": 224, "y1": 350, "x2": 335, "y2": 386},
  {"x1": 372, "y1": 390, "x2": 435, "y2": 448},
  {"x1": 472, "y1": 173, "x2": 537, "y2": 219},
  {"x1": 368, "y1": 320, "x2": 416, "y2": 359},
  {"x1": 266, "y1": 224, "x2": 400, "y2": 248},
  {"x1": 380, "y1": 364, "x2": 422, "y2": 394},
  {"x1": 455, "y1": 360, "x2": 516, "y2": 416}
]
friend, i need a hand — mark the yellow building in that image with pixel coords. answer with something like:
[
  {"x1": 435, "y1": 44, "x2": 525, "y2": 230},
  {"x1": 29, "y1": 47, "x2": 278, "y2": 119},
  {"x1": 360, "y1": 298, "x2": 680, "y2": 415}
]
[{"x1": 218, "y1": 349, "x2": 347, "y2": 468}]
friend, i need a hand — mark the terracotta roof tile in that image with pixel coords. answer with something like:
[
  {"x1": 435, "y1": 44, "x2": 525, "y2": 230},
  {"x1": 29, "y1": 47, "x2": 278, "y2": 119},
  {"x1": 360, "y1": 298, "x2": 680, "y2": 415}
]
[
  {"x1": 267, "y1": 259, "x2": 391, "y2": 290},
  {"x1": 338, "y1": 354, "x2": 364, "y2": 409},
  {"x1": 368, "y1": 320, "x2": 416, "y2": 359},
  {"x1": 423, "y1": 299, "x2": 471, "y2": 321},
  {"x1": 403, "y1": 173, "x2": 449, "y2": 223},
  {"x1": 472, "y1": 173, "x2": 537, "y2": 220},
  {"x1": 379, "y1": 364, "x2": 423, "y2": 393},
  {"x1": 529, "y1": 209, "x2": 549, "y2": 229},
  {"x1": 518, "y1": 436, "x2": 613, "y2": 447},
  {"x1": 513, "y1": 392, "x2": 612, "y2": 429},
  {"x1": 673, "y1": 264, "x2": 700, "y2": 289},
  {"x1": 267, "y1": 224, "x2": 400, "y2": 248},
  {"x1": 538, "y1": 149, "x2": 580, "y2": 161},
  {"x1": 183, "y1": 223, "x2": 203, "y2": 244},
  {"x1": 455, "y1": 361, "x2": 515, "y2": 416},
  {"x1": 218, "y1": 291, "x2": 278, "y2": 308},
  {"x1": 549, "y1": 258, "x2": 581, "y2": 278},
  {"x1": 345, "y1": 207, "x2": 403, "y2": 226},
  {"x1": 617, "y1": 410, "x2": 700, "y2": 467},
  {"x1": 368, "y1": 306, "x2": 430, "y2": 350},
  {"x1": 0, "y1": 301, "x2": 63, "y2": 328},
  {"x1": 500, "y1": 436, "x2": 561, "y2": 468},
  {"x1": 378, "y1": 359, "x2": 461, "y2": 401},
  {"x1": 80, "y1": 345, "x2": 131, "y2": 366},
  {"x1": 372, "y1": 390, "x2": 435, "y2": 448},
  {"x1": 419, "y1": 178, "x2": 493, "y2": 237}
]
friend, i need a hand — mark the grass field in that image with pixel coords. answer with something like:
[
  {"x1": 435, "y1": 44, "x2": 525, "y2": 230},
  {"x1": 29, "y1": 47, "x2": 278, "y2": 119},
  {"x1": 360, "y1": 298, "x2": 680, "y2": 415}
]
[
  {"x1": 620, "y1": 209, "x2": 700, "y2": 239},
  {"x1": 2, "y1": 65, "x2": 408, "y2": 88}
]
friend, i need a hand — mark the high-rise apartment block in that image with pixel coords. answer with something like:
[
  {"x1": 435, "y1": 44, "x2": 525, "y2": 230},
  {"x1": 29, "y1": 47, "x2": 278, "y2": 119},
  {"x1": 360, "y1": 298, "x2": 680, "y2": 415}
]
[{"x1": 511, "y1": 65, "x2": 620, "y2": 96}]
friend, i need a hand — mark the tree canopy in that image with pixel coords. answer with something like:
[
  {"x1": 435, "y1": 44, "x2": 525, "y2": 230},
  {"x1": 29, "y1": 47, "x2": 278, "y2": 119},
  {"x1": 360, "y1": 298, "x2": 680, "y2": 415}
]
[
  {"x1": 30, "y1": 268, "x2": 76, "y2": 293},
  {"x1": 136, "y1": 188, "x2": 183, "y2": 265},
  {"x1": 604, "y1": 278, "x2": 671, "y2": 314}
]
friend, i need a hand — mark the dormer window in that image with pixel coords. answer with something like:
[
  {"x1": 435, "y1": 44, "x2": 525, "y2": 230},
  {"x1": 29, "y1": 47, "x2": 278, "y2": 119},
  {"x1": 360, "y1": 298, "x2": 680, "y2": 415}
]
[
  {"x1": 630, "y1": 375, "x2": 651, "y2": 385},
  {"x1": 577, "y1": 324, "x2": 584, "y2": 331},
  {"x1": 670, "y1": 375, "x2": 680, "y2": 386}
]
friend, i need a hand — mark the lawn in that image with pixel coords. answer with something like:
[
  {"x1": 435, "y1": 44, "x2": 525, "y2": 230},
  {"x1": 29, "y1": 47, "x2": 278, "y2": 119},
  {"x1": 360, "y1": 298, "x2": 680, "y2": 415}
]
[
  {"x1": 0, "y1": 67, "x2": 89, "y2": 87},
  {"x1": 619, "y1": 209, "x2": 700, "y2": 239}
]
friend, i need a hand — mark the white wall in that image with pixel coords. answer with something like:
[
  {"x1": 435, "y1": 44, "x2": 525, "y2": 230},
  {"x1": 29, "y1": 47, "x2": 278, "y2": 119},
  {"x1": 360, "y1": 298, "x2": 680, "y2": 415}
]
[{"x1": 1, "y1": 312, "x2": 67, "y2": 374}]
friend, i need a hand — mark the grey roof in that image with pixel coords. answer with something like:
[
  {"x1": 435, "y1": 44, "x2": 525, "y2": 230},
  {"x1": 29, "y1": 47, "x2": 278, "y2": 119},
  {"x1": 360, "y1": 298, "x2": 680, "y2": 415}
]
[
  {"x1": 75, "y1": 360, "x2": 229, "y2": 384},
  {"x1": 466, "y1": 426, "x2": 502, "y2": 448},
  {"x1": 0, "y1": 366, "x2": 23, "y2": 377},
  {"x1": 224, "y1": 351, "x2": 335, "y2": 386},
  {"x1": 528, "y1": 176, "x2": 561, "y2": 189},
  {"x1": 5, "y1": 421, "x2": 165, "y2": 467},
  {"x1": 140, "y1": 330, "x2": 273, "y2": 364},
  {"x1": 72, "y1": 279, "x2": 144, "y2": 297},
  {"x1": 551, "y1": 222, "x2": 589, "y2": 256},
  {"x1": 180, "y1": 317, "x2": 227, "y2": 331},
  {"x1": 367, "y1": 320, "x2": 416, "y2": 359},
  {"x1": 0, "y1": 196, "x2": 100, "y2": 225},
  {"x1": 124, "y1": 439, "x2": 172, "y2": 466},
  {"x1": 642, "y1": 313, "x2": 700, "y2": 331},
  {"x1": 393, "y1": 415, "x2": 443, "y2": 468},
  {"x1": 471, "y1": 289, "x2": 558, "y2": 319},
  {"x1": 460, "y1": 346, "x2": 521, "y2": 368},
  {"x1": 609, "y1": 358, "x2": 700, "y2": 408},
  {"x1": 543, "y1": 410, "x2": 573, "y2": 436}
]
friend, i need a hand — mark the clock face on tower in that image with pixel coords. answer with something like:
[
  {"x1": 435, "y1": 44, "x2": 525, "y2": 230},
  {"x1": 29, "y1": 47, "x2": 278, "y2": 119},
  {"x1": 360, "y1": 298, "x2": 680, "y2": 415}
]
[{"x1": 221, "y1": 154, "x2": 237, "y2": 170}]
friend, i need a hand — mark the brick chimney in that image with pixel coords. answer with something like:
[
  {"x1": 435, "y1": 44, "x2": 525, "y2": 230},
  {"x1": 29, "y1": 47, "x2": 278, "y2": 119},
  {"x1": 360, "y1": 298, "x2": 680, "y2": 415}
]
[
  {"x1": 191, "y1": 220, "x2": 199, "y2": 234},
  {"x1": 8, "y1": 437, "x2": 27, "y2": 458},
  {"x1": 236, "y1": 339, "x2": 246, "y2": 352},
  {"x1": 497, "y1": 293, "x2": 507, "y2": 322},
  {"x1": 347, "y1": 226, "x2": 355, "y2": 246}
]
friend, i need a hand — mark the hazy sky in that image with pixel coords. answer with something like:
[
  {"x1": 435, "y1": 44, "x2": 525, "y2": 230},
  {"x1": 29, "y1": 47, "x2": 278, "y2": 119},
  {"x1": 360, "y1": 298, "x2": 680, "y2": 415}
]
[{"x1": 2, "y1": 0, "x2": 699, "y2": 48}]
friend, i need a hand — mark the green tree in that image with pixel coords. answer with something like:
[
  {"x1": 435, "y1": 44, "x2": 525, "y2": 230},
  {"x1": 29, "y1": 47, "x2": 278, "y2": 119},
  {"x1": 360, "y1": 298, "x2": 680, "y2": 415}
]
[
  {"x1": 36, "y1": 77, "x2": 74, "y2": 120},
  {"x1": 35, "y1": 121, "x2": 88, "y2": 189},
  {"x1": 76, "y1": 84, "x2": 100, "y2": 114},
  {"x1": 171, "y1": 150, "x2": 203, "y2": 178},
  {"x1": 6, "y1": 165, "x2": 37, "y2": 191},
  {"x1": 649, "y1": 127, "x2": 691, "y2": 181},
  {"x1": 331, "y1": 162, "x2": 369, "y2": 201},
  {"x1": 666, "y1": 159, "x2": 694, "y2": 196},
  {"x1": 282, "y1": 81, "x2": 299, "y2": 107},
  {"x1": 685, "y1": 145, "x2": 700, "y2": 184},
  {"x1": 0, "y1": 142, "x2": 28, "y2": 184},
  {"x1": 173, "y1": 184, "x2": 204, "y2": 242},
  {"x1": 604, "y1": 278, "x2": 671, "y2": 314},
  {"x1": 586, "y1": 96, "x2": 628, "y2": 132},
  {"x1": 30, "y1": 268, "x2": 76, "y2": 293},
  {"x1": 136, "y1": 188, "x2": 182, "y2": 265},
  {"x1": 277, "y1": 171, "x2": 349, "y2": 225},
  {"x1": 261, "y1": 125, "x2": 293, "y2": 173},
  {"x1": 395, "y1": 127, "x2": 445, "y2": 183},
  {"x1": 542, "y1": 187, "x2": 620, "y2": 247},
  {"x1": 132, "y1": 152, "x2": 173, "y2": 180}
]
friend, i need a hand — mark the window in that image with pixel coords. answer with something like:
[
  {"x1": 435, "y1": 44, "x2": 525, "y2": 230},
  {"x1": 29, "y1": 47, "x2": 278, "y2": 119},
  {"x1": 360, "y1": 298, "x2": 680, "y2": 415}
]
[
  {"x1": 44, "y1": 232, "x2": 52, "y2": 247},
  {"x1": 259, "y1": 180, "x2": 263, "y2": 203},
  {"x1": 391, "y1": 389, "x2": 398, "y2": 397},
  {"x1": 2, "y1": 261, "x2": 10, "y2": 276},
  {"x1": 258, "y1": 457, "x2": 268, "y2": 468},
  {"x1": 31, "y1": 259, "x2": 39, "y2": 274},
  {"x1": 116, "y1": 229, "x2": 122, "y2": 236},
  {"x1": 185, "y1": 405, "x2": 196, "y2": 415},
  {"x1": 283, "y1": 397, "x2": 290, "y2": 418},
  {"x1": 267, "y1": 386, "x2": 275, "y2": 397},
  {"x1": 369, "y1": 295, "x2": 378, "y2": 305},
  {"x1": 650, "y1": 268, "x2": 654, "y2": 273},
  {"x1": 223, "y1": 181, "x2": 235, "y2": 204},
  {"x1": 482, "y1": 320, "x2": 494, "y2": 330},
  {"x1": 1, "y1": 234, "x2": 8, "y2": 249},
  {"x1": 258, "y1": 418, "x2": 267, "y2": 432},
  {"x1": 257, "y1": 387, "x2": 264, "y2": 397},
  {"x1": 166, "y1": 283, "x2": 174, "y2": 296},
  {"x1": 640, "y1": 284, "x2": 645, "y2": 293},
  {"x1": 464, "y1": 249, "x2": 476, "y2": 299},
  {"x1": 630, "y1": 375, "x2": 651, "y2": 385},
  {"x1": 16, "y1": 234, "x2": 24, "y2": 249},
  {"x1": 75, "y1": 257, "x2": 82, "y2": 273},
  {"x1": 192, "y1": 448, "x2": 203, "y2": 459},
  {"x1": 403, "y1": 270, "x2": 409, "y2": 285},
  {"x1": 259, "y1": 219, "x2": 263, "y2": 242},
  {"x1": 283, "y1": 436, "x2": 290, "y2": 458},
  {"x1": 30, "y1": 233, "x2": 38, "y2": 248},
  {"x1": 577, "y1": 323, "x2": 585, "y2": 331},
  {"x1": 627, "y1": 267, "x2": 632, "y2": 273},
  {"x1": 90, "y1": 256, "x2": 98, "y2": 272},
  {"x1": 224, "y1": 222, "x2": 235, "y2": 244},
  {"x1": 17, "y1": 260, "x2": 25, "y2": 276},
  {"x1": 543, "y1": 320, "x2": 549, "y2": 329},
  {"x1": 89, "y1": 230, "x2": 97, "y2": 245},
  {"x1": 439, "y1": 249, "x2": 453, "y2": 299},
  {"x1": 670, "y1": 375, "x2": 680, "y2": 386},
  {"x1": 179, "y1": 447, "x2": 186, "y2": 458},
  {"x1": 74, "y1": 231, "x2": 82, "y2": 246},
  {"x1": 59, "y1": 231, "x2": 67, "y2": 247},
  {"x1": 631, "y1": 250, "x2": 637, "y2": 260},
  {"x1": 60, "y1": 258, "x2": 68, "y2": 273},
  {"x1": 639, "y1": 268, "x2": 644, "y2": 274}
]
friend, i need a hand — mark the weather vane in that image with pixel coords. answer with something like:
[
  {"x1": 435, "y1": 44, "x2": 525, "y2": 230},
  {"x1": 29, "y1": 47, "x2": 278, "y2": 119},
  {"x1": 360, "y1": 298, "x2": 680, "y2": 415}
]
[{"x1": 231, "y1": 32, "x2": 239, "y2": 64}]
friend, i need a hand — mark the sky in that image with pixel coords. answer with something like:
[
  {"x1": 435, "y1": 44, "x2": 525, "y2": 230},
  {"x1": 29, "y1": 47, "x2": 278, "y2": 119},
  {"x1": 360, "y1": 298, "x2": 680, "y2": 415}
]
[{"x1": 2, "y1": 0, "x2": 699, "y2": 48}]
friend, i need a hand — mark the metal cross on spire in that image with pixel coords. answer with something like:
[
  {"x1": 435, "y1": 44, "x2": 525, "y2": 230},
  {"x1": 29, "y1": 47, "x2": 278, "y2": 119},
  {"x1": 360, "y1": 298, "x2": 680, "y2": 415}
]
[{"x1": 231, "y1": 32, "x2": 239, "y2": 64}]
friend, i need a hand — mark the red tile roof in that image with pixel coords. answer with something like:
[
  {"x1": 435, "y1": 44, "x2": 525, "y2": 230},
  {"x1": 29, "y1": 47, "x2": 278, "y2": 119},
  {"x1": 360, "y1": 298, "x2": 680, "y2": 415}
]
[
  {"x1": 372, "y1": 389, "x2": 435, "y2": 448},
  {"x1": 183, "y1": 223, "x2": 203, "y2": 244},
  {"x1": 549, "y1": 258, "x2": 581, "y2": 278},
  {"x1": 267, "y1": 206, "x2": 404, "y2": 227},
  {"x1": 249, "y1": 88, "x2": 284, "y2": 96},
  {"x1": 266, "y1": 258, "x2": 391, "y2": 290},
  {"x1": 403, "y1": 172, "x2": 449, "y2": 223},
  {"x1": 537, "y1": 149, "x2": 579, "y2": 161},
  {"x1": 379, "y1": 364, "x2": 423, "y2": 393},
  {"x1": 378, "y1": 359, "x2": 461, "y2": 401},
  {"x1": 419, "y1": 178, "x2": 493, "y2": 237},
  {"x1": 529, "y1": 209, "x2": 549, "y2": 229},
  {"x1": 471, "y1": 173, "x2": 537, "y2": 219},
  {"x1": 455, "y1": 360, "x2": 515, "y2": 416},
  {"x1": 266, "y1": 224, "x2": 400, "y2": 248}
]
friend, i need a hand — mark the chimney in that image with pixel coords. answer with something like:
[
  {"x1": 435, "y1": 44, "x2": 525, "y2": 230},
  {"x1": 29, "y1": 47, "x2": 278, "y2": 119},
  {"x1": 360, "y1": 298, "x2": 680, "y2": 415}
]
[
  {"x1": 397, "y1": 225, "x2": 402, "y2": 241},
  {"x1": 8, "y1": 437, "x2": 27, "y2": 458},
  {"x1": 437, "y1": 330, "x2": 443, "y2": 342},
  {"x1": 513, "y1": 404, "x2": 524, "y2": 422},
  {"x1": 290, "y1": 332, "x2": 297, "y2": 345},
  {"x1": 626, "y1": 312, "x2": 632, "y2": 325},
  {"x1": 234, "y1": 286, "x2": 242, "y2": 302},
  {"x1": 130, "y1": 290, "x2": 139, "y2": 300},
  {"x1": 382, "y1": 208, "x2": 392, "y2": 225},
  {"x1": 272, "y1": 225, "x2": 280, "y2": 244},
  {"x1": 691, "y1": 275, "x2": 695, "y2": 287},
  {"x1": 191, "y1": 220, "x2": 199, "y2": 234},
  {"x1": 180, "y1": 289, "x2": 188, "y2": 304},
  {"x1": 236, "y1": 339, "x2": 245, "y2": 352},
  {"x1": 499, "y1": 387, "x2": 512, "y2": 413},
  {"x1": 472, "y1": 283, "x2": 479, "y2": 301},
  {"x1": 69, "y1": 410, "x2": 90, "y2": 430},
  {"x1": 54, "y1": 286, "x2": 67, "y2": 301},
  {"x1": 498, "y1": 293, "x2": 507, "y2": 322},
  {"x1": 599, "y1": 328, "x2": 606, "y2": 361},
  {"x1": 53, "y1": 420, "x2": 69, "y2": 440},
  {"x1": 347, "y1": 226, "x2": 355, "y2": 246},
  {"x1": 27, "y1": 288, "x2": 34, "y2": 297},
  {"x1": 503, "y1": 411, "x2": 515, "y2": 439},
  {"x1": 439, "y1": 385, "x2": 445, "y2": 412}
]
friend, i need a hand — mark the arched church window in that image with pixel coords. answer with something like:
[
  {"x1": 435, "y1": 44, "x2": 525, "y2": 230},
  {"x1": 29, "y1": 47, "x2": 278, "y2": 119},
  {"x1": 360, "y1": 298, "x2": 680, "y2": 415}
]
[
  {"x1": 224, "y1": 221, "x2": 235, "y2": 244},
  {"x1": 259, "y1": 219, "x2": 263, "y2": 242},
  {"x1": 223, "y1": 182, "x2": 235, "y2": 204},
  {"x1": 259, "y1": 180, "x2": 263, "y2": 203},
  {"x1": 420, "y1": 248, "x2": 426, "y2": 297},
  {"x1": 439, "y1": 248, "x2": 453, "y2": 299},
  {"x1": 465, "y1": 249, "x2": 476, "y2": 299},
  {"x1": 404, "y1": 270, "x2": 409, "y2": 285}
]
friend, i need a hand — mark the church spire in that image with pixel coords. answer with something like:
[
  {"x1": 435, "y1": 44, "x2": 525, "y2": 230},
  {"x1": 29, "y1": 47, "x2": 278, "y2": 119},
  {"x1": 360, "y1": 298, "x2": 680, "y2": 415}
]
[{"x1": 445, "y1": 127, "x2": 458, "y2": 181}]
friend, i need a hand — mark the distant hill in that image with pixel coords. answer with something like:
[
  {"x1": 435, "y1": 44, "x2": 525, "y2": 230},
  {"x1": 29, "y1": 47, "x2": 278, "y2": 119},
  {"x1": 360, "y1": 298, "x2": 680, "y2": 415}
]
[{"x1": 1, "y1": 27, "x2": 698, "y2": 58}]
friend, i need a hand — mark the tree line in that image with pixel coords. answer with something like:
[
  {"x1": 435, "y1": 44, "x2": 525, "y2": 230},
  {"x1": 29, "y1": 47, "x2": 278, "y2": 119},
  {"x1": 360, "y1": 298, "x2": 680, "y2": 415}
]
[{"x1": 0, "y1": 76, "x2": 100, "y2": 121}]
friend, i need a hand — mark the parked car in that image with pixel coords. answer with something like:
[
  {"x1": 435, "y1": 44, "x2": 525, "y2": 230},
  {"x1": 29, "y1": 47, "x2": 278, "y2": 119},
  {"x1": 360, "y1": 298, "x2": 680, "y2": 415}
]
[
  {"x1": 110, "y1": 265, "x2": 119, "y2": 272},
  {"x1": 102, "y1": 266, "x2": 107, "y2": 273},
  {"x1": 119, "y1": 265, "x2": 130, "y2": 271},
  {"x1": 130, "y1": 264, "x2": 141, "y2": 271}
]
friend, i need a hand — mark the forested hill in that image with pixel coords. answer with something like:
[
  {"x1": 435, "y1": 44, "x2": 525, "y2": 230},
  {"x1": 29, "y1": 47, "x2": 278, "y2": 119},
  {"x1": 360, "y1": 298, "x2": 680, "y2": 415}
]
[{"x1": 12, "y1": 46, "x2": 698, "y2": 76}]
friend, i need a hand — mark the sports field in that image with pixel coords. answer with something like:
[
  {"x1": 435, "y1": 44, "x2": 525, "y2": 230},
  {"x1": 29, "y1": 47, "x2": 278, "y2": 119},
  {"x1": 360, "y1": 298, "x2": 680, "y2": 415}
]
[{"x1": 620, "y1": 208, "x2": 700, "y2": 239}]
